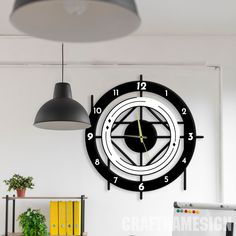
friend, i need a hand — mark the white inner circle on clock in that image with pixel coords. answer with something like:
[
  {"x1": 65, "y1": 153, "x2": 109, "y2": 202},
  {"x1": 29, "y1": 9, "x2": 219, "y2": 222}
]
[{"x1": 101, "y1": 97, "x2": 180, "y2": 176}]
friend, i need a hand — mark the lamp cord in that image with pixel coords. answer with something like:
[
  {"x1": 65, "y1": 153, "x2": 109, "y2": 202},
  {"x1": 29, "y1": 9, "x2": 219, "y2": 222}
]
[{"x1": 62, "y1": 43, "x2": 64, "y2": 83}]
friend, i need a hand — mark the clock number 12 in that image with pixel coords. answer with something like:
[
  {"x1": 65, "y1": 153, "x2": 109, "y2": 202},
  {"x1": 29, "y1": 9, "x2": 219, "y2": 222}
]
[{"x1": 137, "y1": 82, "x2": 147, "y2": 90}]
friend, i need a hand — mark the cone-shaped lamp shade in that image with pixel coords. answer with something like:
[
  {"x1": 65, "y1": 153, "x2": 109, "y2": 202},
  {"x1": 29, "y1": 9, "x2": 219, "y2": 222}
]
[
  {"x1": 10, "y1": 0, "x2": 141, "y2": 42},
  {"x1": 34, "y1": 83, "x2": 91, "y2": 130}
]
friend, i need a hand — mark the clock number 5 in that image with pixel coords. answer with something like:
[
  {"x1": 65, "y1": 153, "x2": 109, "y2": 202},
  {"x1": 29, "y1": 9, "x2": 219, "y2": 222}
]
[
  {"x1": 164, "y1": 176, "x2": 169, "y2": 183},
  {"x1": 137, "y1": 82, "x2": 147, "y2": 91}
]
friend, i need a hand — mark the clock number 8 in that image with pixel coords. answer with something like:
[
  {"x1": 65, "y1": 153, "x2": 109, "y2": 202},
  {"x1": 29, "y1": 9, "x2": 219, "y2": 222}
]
[
  {"x1": 95, "y1": 159, "x2": 100, "y2": 165},
  {"x1": 137, "y1": 82, "x2": 147, "y2": 90}
]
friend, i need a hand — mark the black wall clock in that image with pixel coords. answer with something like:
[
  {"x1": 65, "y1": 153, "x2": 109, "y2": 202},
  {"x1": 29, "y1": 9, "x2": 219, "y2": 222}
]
[{"x1": 85, "y1": 75, "x2": 203, "y2": 199}]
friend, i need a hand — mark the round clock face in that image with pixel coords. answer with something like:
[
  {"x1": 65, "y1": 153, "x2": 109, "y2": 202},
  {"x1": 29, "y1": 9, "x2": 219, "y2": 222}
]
[{"x1": 85, "y1": 79, "x2": 197, "y2": 192}]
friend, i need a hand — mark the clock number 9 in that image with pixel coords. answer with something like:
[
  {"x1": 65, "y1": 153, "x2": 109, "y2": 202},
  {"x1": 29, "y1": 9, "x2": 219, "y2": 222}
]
[
  {"x1": 139, "y1": 183, "x2": 145, "y2": 191},
  {"x1": 87, "y1": 133, "x2": 93, "y2": 140},
  {"x1": 137, "y1": 82, "x2": 147, "y2": 90}
]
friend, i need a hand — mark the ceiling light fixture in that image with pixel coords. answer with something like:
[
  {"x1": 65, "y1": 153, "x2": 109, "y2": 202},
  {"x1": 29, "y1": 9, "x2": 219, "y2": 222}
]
[
  {"x1": 10, "y1": 0, "x2": 141, "y2": 42},
  {"x1": 34, "y1": 44, "x2": 91, "y2": 130}
]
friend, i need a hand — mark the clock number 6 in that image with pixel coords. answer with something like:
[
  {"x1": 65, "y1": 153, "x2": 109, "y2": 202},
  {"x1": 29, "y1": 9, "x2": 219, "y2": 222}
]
[
  {"x1": 137, "y1": 82, "x2": 147, "y2": 90},
  {"x1": 139, "y1": 183, "x2": 145, "y2": 191}
]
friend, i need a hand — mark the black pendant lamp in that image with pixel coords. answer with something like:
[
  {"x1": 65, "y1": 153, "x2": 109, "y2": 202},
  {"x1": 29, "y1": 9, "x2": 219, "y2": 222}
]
[
  {"x1": 10, "y1": 0, "x2": 141, "y2": 42},
  {"x1": 34, "y1": 44, "x2": 91, "y2": 130}
]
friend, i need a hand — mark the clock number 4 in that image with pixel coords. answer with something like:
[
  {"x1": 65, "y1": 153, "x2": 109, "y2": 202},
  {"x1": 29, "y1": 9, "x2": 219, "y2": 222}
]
[{"x1": 137, "y1": 82, "x2": 147, "y2": 90}]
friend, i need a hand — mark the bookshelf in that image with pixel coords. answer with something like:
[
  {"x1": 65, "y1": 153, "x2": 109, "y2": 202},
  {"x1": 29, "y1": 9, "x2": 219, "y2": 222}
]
[{"x1": 2, "y1": 195, "x2": 87, "y2": 236}]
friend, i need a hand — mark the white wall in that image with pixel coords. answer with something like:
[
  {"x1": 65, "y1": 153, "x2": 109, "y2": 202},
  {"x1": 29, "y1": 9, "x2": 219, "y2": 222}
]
[{"x1": 0, "y1": 36, "x2": 235, "y2": 236}]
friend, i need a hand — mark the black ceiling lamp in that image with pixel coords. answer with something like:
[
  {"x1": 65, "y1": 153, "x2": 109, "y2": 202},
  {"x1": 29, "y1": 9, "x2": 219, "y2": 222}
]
[
  {"x1": 10, "y1": 0, "x2": 141, "y2": 42},
  {"x1": 34, "y1": 44, "x2": 91, "y2": 130}
]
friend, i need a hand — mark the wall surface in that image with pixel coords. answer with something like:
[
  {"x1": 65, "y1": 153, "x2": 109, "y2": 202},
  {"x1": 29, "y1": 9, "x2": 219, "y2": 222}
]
[{"x1": 0, "y1": 36, "x2": 235, "y2": 236}]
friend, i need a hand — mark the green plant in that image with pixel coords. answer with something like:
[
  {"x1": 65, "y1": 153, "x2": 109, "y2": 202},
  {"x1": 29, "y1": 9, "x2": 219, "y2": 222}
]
[
  {"x1": 18, "y1": 208, "x2": 48, "y2": 236},
  {"x1": 3, "y1": 174, "x2": 34, "y2": 191}
]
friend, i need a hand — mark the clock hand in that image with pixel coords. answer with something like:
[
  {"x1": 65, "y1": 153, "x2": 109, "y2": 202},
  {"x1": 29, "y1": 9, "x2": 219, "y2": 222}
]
[
  {"x1": 136, "y1": 112, "x2": 144, "y2": 143},
  {"x1": 136, "y1": 112, "x2": 151, "y2": 163},
  {"x1": 123, "y1": 135, "x2": 147, "y2": 139}
]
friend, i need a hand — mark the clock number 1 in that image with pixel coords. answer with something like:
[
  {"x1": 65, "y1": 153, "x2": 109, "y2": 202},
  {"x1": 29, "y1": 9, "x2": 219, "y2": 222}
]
[
  {"x1": 165, "y1": 90, "x2": 168, "y2": 97},
  {"x1": 137, "y1": 82, "x2": 147, "y2": 90}
]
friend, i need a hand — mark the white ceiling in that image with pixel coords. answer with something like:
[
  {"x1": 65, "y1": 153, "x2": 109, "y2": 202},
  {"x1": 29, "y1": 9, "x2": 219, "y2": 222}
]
[{"x1": 1, "y1": 0, "x2": 236, "y2": 36}]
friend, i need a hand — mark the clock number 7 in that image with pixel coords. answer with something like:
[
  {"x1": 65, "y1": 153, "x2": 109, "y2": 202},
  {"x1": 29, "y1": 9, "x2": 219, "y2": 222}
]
[{"x1": 114, "y1": 177, "x2": 118, "y2": 183}]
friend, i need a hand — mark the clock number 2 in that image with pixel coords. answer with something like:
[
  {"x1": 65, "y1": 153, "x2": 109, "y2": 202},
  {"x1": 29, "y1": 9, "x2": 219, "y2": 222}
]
[{"x1": 137, "y1": 82, "x2": 147, "y2": 90}]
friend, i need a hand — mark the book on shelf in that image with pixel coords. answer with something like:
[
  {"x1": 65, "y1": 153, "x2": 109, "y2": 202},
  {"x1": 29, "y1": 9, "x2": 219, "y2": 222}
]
[{"x1": 49, "y1": 200, "x2": 81, "y2": 236}]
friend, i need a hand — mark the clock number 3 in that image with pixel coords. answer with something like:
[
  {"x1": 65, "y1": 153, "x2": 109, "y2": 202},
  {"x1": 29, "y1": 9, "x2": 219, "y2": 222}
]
[
  {"x1": 188, "y1": 133, "x2": 194, "y2": 141},
  {"x1": 137, "y1": 82, "x2": 147, "y2": 90}
]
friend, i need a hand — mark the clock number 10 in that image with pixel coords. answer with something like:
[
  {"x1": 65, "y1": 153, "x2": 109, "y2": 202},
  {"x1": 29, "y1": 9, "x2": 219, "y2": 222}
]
[
  {"x1": 137, "y1": 82, "x2": 147, "y2": 90},
  {"x1": 93, "y1": 107, "x2": 102, "y2": 114}
]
